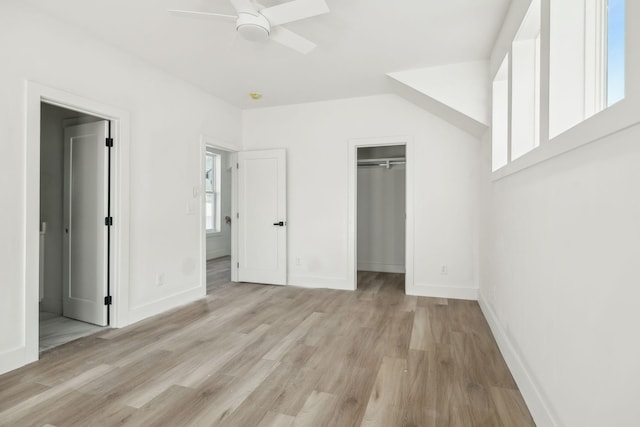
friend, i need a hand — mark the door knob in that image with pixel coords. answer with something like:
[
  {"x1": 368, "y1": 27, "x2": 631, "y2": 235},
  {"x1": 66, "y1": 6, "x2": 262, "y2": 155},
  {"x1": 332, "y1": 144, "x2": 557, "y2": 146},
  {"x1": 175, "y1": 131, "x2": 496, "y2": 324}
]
[{"x1": 273, "y1": 221, "x2": 285, "y2": 226}]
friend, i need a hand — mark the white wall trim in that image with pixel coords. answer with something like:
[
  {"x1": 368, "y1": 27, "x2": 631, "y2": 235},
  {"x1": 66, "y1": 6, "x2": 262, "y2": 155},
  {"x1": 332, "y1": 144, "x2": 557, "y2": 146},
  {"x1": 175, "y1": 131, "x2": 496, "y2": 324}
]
[
  {"x1": 0, "y1": 347, "x2": 29, "y2": 376},
  {"x1": 127, "y1": 286, "x2": 204, "y2": 326},
  {"x1": 408, "y1": 283, "x2": 478, "y2": 300},
  {"x1": 492, "y1": 114, "x2": 640, "y2": 181},
  {"x1": 478, "y1": 291, "x2": 560, "y2": 427},
  {"x1": 357, "y1": 263, "x2": 405, "y2": 274},
  {"x1": 347, "y1": 135, "x2": 415, "y2": 293},
  {"x1": 24, "y1": 82, "x2": 131, "y2": 371}
]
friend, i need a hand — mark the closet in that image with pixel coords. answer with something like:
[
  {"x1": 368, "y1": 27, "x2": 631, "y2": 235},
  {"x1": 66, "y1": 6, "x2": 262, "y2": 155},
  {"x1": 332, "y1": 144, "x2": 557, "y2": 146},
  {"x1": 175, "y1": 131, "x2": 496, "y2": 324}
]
[{"x1": 356, "y1": 145, "x2": 406, "y2": 275}]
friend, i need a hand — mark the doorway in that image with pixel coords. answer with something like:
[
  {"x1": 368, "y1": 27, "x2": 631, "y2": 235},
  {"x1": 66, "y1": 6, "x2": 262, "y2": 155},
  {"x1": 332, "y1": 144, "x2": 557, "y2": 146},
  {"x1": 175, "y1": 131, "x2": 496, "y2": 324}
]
[
  {"x1": 200, "y1": 140, "x2": 289, "y2": 291},
  {"x1": 356, "y1": 145, "x2": 406, "y2": 290},
  {"x1": 39, "y1": 102, "x2": 110, "y2": 351},
  {"x1": 24, "y1": 82, "x2": 130, "y2": 365},
  {"x1": 204, "y1": 145, "x2": 234, "y2": 292},
  {"x1": 348, "y1": 136, "x2": 414, "y2": 292}
]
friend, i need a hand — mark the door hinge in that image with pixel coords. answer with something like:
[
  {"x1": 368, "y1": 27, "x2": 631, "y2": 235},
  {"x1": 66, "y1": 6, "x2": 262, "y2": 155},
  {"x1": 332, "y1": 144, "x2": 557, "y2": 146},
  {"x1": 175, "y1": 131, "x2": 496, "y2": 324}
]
[
  {"x1": 236, "y1": 163, "x2": 239, "y2": 169},
  {"x1": 105, "y1": 137, "x2": 114, "y2": 147},
  {"x1": 236, "y1": 212, "x2": 239, "y2": 219},
  {"x1": 237, "y1": 262, "x2": 239, "y2": 268},
  {"x1": 105, "y1": 217, "x2": 113, "y2": 226},
  {"x1": 104, "y1": 295, "x2": 112, "y2": 305}
]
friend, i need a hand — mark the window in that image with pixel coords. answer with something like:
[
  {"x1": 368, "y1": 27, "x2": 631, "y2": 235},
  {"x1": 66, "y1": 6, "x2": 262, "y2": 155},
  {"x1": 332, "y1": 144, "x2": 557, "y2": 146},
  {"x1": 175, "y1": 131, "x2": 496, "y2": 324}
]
[
  {"x1": 205, "y1": 151, "x2": 221, "y2": 233},
  {"x1": 492, "y1": 0, "x2": 540, "y2": 172},
  {"x1": 607, "y1": 0, "x2": 625, "y2": 106},
  {"x1": 510, "y1": 0, "x2": 541, "y2": 161},
  {"x1": 492, "y1": 55, "x2": 509, "y2": 172},
  {"x1": 549, "y1": 0, "x2": 625, "y2": 138},
  {"x1": 492, "y1": 0, "x2": 634, "y2": 178}
]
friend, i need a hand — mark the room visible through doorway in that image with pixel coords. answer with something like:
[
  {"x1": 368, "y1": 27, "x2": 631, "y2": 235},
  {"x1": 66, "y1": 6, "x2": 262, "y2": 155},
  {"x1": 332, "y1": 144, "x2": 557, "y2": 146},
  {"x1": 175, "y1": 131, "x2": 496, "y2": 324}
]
[
  {"x1": 205, "y1": 146, "x2": 233, "y2": 291},
  {"x1": 39, "y1": 102, "x2": 110, "y2": 352}
]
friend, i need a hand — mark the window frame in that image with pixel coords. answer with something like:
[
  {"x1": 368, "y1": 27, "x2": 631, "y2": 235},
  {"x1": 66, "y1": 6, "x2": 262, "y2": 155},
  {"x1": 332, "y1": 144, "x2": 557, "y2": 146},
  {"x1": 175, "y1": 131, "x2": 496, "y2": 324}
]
[
  {"x1": 509, "y1": 0, "x2": 542, "y2": 162},
  {"x1": 492, "y1": 55, "x2": 510, "y2": 172}
]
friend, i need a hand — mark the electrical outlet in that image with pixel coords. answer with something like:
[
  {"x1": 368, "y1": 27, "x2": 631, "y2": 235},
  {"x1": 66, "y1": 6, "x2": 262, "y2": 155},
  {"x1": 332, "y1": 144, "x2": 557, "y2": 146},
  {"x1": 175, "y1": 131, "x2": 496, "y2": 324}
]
[{"x1": 156, "y1": 273, "x2": 165, "y2": 286}]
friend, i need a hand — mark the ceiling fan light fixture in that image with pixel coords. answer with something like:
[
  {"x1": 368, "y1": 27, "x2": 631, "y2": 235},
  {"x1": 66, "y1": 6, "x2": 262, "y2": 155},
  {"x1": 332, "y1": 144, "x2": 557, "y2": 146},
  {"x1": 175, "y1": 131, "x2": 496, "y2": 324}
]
[
  {"x1": 237, "y1": 24, "x2": 269, "y2": 41},
  {"x1": 169, "y1": 0, "x2": 329, "y2": 54},
  {"x1": 236, "y1": 13, "x2": 270, "y2": 42}
]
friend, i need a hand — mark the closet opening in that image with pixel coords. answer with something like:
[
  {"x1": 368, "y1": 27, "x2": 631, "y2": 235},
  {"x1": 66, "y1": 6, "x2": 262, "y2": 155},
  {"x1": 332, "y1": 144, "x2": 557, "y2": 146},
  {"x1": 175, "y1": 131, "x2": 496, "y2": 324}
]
[{"x1": 356, "y1": 145, "x2": 406, "y2": 291}]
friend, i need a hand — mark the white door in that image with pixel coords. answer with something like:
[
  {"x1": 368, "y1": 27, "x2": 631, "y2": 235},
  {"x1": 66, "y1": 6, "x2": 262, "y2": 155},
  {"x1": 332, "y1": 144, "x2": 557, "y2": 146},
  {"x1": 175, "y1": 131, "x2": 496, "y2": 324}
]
[
  {"x1": 62, "y1": 121, "x2": 109, "y2": 326},
  {"x1": 237, "y1": 149, "x2": 287, "y2": 285}
]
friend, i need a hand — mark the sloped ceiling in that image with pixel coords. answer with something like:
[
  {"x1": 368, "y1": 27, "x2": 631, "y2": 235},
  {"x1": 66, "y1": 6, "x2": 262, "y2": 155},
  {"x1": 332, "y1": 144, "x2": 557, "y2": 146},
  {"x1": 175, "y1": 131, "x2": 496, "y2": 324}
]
[
  {"x1": 23, "y1": 0, "x2": 509, "y2": 110},
  {"x1": 388, "y1": 61, "x2": 490, "y2": 137}
]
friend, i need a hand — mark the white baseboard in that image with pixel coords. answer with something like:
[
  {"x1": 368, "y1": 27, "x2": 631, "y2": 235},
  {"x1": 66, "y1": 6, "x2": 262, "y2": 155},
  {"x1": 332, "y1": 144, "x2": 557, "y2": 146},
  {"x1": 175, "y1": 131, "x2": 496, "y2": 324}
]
[
  {"x1": 478, "y1": 291, "x2": 559, "y2": 427},
  {"x1": 357, "y1": 262, "x2": 405, "y2": 273},
  {"x1": 127, "y1": 285, "x2": 205, "y2": 326},
  {"x1": 288, "y1": 275, "x2": 352, "y2": 291},
  {"x1": 0, "y1": 346, "x2": 35, "y2": 376},
  {"x1": 407, "y1": 282, "x2": 478, "y2": 300}
]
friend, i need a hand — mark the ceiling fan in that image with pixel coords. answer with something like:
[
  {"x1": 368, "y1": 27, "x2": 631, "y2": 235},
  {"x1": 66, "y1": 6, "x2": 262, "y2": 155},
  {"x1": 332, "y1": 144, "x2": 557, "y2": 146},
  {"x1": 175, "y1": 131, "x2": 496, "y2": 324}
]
[{"x1": 169, "y1": 0, "x2": 329, "y2": 54}]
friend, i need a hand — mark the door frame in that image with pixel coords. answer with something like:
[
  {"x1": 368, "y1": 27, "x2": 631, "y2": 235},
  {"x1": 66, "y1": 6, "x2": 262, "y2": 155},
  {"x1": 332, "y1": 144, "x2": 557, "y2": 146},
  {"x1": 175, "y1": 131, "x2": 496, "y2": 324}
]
[
  {"x1": 26, "y1": 82, "x2": 131, "y2": 362},
  {"x1": 347, "y1": 136, "x2": 415, "y2": 292},
  {"x1": 200, "y1": 135, "x2": 239, "y2": 291}
]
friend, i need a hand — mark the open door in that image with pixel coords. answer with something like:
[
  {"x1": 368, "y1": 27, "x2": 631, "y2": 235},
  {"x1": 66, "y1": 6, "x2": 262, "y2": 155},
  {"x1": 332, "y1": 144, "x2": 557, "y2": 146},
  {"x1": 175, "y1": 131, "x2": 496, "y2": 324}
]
[
  {"x1": 237, "y1": 149, "x2": 287, "y2": 285},
  {"x1": 62, "y1": 121, "x2": 109, "y2": 326}
]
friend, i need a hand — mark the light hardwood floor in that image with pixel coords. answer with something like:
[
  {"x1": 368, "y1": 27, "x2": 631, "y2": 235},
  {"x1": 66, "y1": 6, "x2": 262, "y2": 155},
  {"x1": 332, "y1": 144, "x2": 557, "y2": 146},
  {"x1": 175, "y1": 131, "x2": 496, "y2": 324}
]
[
  {"x1": 206, "y1": 256, "x2": 231, "y2": 293},
  {"x1": 0, "y1": 260, "x2": 535, "y2": 426}
]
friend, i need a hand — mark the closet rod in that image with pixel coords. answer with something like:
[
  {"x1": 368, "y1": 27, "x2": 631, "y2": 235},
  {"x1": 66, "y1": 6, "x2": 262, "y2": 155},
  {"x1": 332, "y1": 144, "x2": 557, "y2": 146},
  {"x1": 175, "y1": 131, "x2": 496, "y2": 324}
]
[
  {"x1": 357, "y1": 157, "x2": 406, "y2": 169},
  {"x1": 357, "y1": 157, "x2": 406, "y2": 164}
]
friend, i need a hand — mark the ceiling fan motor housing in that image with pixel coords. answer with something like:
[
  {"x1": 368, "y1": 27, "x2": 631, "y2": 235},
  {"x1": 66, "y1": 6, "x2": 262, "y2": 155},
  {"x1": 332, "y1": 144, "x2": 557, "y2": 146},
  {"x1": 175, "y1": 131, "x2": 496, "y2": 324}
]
[{"x1": 236, "y1": 12, "x2": 271, "y2": 42}]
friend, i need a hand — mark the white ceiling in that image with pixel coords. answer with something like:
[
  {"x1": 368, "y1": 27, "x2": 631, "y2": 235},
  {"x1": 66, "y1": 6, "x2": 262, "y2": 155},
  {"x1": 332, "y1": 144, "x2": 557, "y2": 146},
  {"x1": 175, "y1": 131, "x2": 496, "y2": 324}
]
[{"x1": 25, "y1": 0, "x2": 510, "y2": 109}]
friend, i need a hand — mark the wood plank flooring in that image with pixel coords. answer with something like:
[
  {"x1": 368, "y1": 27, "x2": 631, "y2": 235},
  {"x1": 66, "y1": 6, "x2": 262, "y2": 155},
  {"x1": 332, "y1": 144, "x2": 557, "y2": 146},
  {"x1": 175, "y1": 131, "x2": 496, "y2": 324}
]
[
  {"x1": 0, "y1": 261, "x2": 535, "y2": 426},
  {"x1": 206, "y1": 256, "x2": 231, "y2": 293}
]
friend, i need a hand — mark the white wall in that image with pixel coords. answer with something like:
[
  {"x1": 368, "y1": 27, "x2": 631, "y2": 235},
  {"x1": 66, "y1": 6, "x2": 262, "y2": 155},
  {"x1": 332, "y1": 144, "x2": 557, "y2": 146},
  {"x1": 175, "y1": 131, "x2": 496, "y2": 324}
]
[
  {"x1": 480, "y1": 124, "x2": 640, "y2": 427},
  {"x1": 243, "y1": 94, "x2": 479, "y2": 295},
  {"x1": 481, "y1": 1, "x2": 640, "y2": 425},
  {"x1": 357, "y1": 164, "x2": 406, "y2": 273},
  {"x1": 0, "y1": 1, "x2": 240, "y2": 374},
  {"x1": 206, "y1": 149, "x2": 232, "y2": 260}
]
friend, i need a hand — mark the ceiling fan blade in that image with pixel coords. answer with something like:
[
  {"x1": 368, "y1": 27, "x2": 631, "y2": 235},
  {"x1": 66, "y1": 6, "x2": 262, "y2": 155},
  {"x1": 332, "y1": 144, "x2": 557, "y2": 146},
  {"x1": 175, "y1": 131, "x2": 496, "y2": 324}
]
[
  {"x1": 270, "y1": 26, "x2": 317, "y2": 54},
  {"x1": 229, "y1": 0, "x2": 258, "y2": 14},
  {"x1": 168, "y1": 9, "x2": 237, "y2": 20},
  {"x1": 260, "y1": 0, "x2": 329, "y2": 26}
]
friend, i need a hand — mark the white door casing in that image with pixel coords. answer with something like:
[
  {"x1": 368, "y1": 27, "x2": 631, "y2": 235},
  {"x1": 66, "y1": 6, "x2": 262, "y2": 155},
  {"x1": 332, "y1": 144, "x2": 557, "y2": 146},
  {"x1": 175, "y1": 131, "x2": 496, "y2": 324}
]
[
  {"x1": 237, "y1": 149, "x2": 287, "y2": 285},
  {"x1": 62, "y1": 121, "x2": 109, "y2": 326},
  {"x1": 347, "y1": 136, "x2": 414, "y2": 293}
]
